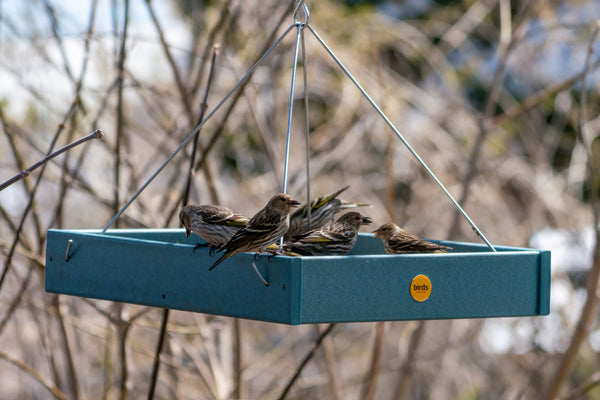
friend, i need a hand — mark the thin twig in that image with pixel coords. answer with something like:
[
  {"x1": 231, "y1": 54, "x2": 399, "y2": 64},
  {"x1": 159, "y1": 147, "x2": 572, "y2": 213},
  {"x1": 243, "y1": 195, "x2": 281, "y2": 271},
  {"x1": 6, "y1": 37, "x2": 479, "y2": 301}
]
[
  {"x1": 113, "y1": 0, "x2": 130, "y2": 229},
  {"x1": 232, "y1": 318, "x2": 245, "y2": 399},
  {"x1": 492, "y1": 59, "x2": 600, "y2": 127},
  {"x1": 0, "y1": 129, "x2": 103, "y2": 192},
  {"x1": 447, "y1": 0, "x2": 532, "y2": 239},
  {"x1": 190, "y1": 0, "x2": 231, "y2": 98},
  {"x1": 361, "y1": 321, "x2": 386, "y2": 400},
  {"x1": 117, "y1": 317, "x2": 131, "y2": 400},
  {"x1": 318, "y1": 324, "x2": 341, "y2": 400},
  {"x1": 147, "y1": 308, "x2": 169, "y2": 399},
  {"x1": 393, "y1": 321, "x2": 426, "y2": 400},
  {"x1": 277, "y1": 323, "x2": 336, "y2": 400},
  {"x1": 147, "y1": 44, "x2": 222, "y2": 400},
  {"x1": 51, "y1": 0, "x2": 98, "y2": 229},
  {"x1": 161, "y1": 0, "x2": 297, "y2": 227},
  {"x1": 0, "y1": 263, "x2": 35, "y2": 336},
  {"x1": 43, "y1": 0, "x2": 75, "y2": 84},
  {"x1": 0, "y1": 101, "x2": 85, "y2": 294},
  {"x1": 53, "y1": 296, "x2": 81, "y2": 400},
  {"x1": 561, "y1": 371, "x2": 600, "y2": 400},
  {"x1": 0, "y1": 351, "x2": 67, "y2": 400},
  {"x1": 183, "y1": 45, "x2": 220, "y2": 205},
  {"x1": 144, "y1": 0, "x2": 220, "y2": 204}
]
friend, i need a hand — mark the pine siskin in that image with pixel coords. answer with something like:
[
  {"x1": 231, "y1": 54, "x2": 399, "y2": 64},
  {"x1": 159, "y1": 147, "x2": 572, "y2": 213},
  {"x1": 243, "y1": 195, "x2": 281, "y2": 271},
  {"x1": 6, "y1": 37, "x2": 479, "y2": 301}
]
[
  {"x1": 372, "y1": 223, "x2": 452, "y2": 254},
  {"x1": 285, "y1": 185, "x2": 370, "y2": 240},
  {"x1": 209, "y1": 193, "x2": 301, "y2": 271},
  {"x1": 179, "y1": 204, "x2": 249, "y2": 252},
  {"x1": 283, "y1": 211, "x2": 372, "y2": 256}
]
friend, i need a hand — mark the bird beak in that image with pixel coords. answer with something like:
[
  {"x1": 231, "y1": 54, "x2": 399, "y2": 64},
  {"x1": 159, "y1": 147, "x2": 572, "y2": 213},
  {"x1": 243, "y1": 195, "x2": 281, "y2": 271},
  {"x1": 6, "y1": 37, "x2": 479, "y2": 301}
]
[
  {"x1": 289, "y1": 199, "x2": 301, "y2": 207},
  {"x1": 362, "y1": 216, "x2": 372, "y2": 225},
  {"x1": 185, "y1": 228, "x2": 191, "y2": 237},
  {"x1": 372, "y1": 229, "x2": 380, "y2": 238}
]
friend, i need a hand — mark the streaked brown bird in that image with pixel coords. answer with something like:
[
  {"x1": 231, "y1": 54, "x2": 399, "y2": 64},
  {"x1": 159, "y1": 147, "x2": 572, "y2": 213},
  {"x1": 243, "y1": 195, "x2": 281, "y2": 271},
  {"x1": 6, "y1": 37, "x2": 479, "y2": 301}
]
[
  {"x1": 209, "y1": 193, "x2": 301, "y2": 271},
  {"x1": 179, "y1": 204, "x2": 249, "y2": 252},
  {"x1": 283, "y1": 211, "x2": 372, "y2": 256},
  {"x1": 373, "y1": 223, "x2": 451, "y2": 254},
  {"x1": 285, "y1": 185, "x2": 370, "y2": 240}
]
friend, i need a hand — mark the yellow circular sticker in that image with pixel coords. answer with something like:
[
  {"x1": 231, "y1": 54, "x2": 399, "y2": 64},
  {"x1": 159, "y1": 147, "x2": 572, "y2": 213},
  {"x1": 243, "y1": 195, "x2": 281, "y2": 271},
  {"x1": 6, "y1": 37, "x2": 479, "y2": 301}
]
[{"x1": 410, "y1": 274, "x2": 432, "y2": 302}]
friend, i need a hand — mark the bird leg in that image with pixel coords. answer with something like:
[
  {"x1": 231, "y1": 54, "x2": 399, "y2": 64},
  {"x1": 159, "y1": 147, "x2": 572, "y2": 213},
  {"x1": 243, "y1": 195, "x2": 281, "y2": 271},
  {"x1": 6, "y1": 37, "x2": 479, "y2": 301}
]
[
  {"x1": 193, "y1": 243, "x2": 220, "y2": 256},
  {"x1": 266, "y1": 249, "x2": 282, "y2": 262},
  {"x1": 251, "y1": 250, "x2": 282, "y2": 263},
  {"x1": 193, "y1": 243, "x2": 211, "y2": 252}
]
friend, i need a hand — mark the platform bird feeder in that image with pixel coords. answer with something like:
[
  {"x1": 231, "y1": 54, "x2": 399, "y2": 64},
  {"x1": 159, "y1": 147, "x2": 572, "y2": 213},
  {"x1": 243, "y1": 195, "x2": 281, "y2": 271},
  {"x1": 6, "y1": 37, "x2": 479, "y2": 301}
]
[
  {"x1": 45, "y1": 229, "x2": 550, "y2": 325},
  {"x1": 45, "y1": 1, "x2": 550, "y2": 325}
]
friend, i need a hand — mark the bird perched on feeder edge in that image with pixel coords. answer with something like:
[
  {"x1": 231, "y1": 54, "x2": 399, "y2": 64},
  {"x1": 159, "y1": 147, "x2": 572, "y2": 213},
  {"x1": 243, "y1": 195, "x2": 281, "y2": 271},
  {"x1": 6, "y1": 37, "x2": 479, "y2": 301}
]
[
  {"x1": 285, "y1": 185, "x2": 370, "y2": 240},
  {"x1": 372, "y1": 222, "x2": 452, "y2": 254},
  {"x1": 283, "y1": 211, "x2": 372, "y2": 256},
  {"x1": 179, "y1": 204, "x2": 249, "y2": 254},
  {"x1": 209, "y1": 193, "x2": 301, "y2": 271}
]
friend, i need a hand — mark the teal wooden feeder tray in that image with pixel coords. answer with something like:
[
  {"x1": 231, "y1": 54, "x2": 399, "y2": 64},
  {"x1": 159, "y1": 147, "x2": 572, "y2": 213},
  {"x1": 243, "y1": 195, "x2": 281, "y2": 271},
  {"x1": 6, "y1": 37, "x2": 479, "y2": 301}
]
[
  {"x1": 44, "y1": 4, "x2": 551, "y2": 325},
  {"x1": 45, "y1": 228, "x2": 550, "y2": 325}
]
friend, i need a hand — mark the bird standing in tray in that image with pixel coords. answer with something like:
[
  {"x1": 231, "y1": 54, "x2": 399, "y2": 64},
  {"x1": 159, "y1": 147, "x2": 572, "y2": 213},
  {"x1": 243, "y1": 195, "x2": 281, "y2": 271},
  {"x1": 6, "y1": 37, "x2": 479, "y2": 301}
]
[
  {"x1": 373, "y1": 223, "x2": 451, "y2": 254},
  {"x1": 180, "y1": 205, "x2": 249, "y2": 253},
  {"x1": 285, "y1": 185, "x2": 370, "y2": 240},
  {"x1": 209, "y1": 193, "x2": 301, "y2": 271},
  {"x1": 283, "y1": 211, "x2": 372, "y2": 256}
]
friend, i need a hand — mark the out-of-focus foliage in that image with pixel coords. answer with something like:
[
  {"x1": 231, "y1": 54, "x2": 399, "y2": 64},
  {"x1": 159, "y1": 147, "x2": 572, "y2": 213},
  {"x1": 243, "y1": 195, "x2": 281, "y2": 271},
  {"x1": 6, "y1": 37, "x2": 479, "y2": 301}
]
[{"x1": 1, "y1": 0, "x2": 600, "y2": 398}]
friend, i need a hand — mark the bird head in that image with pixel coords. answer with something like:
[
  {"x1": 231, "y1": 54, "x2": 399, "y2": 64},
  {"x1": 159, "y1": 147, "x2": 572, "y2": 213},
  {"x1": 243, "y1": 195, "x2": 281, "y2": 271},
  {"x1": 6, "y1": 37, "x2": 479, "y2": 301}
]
[
  {"x1": 269, "y1": 193, "x2": 301, "y2": 213},
  {"x1": 336, "y1": 212, "x2": 371, "y2": 230},
  {"x1": 372, "y1": 223, "x2": 400, "y2": 239},
  {"x1": 179, "y1": 206, "x2": 192, "y2": 237}
]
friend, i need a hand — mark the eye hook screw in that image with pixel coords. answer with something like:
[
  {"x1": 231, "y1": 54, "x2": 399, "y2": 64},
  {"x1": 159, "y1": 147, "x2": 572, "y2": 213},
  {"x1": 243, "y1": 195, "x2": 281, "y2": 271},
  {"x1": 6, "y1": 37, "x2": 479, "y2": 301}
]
[{"x1": 65, "y1": 239, "x2": 73, "y2": 262}]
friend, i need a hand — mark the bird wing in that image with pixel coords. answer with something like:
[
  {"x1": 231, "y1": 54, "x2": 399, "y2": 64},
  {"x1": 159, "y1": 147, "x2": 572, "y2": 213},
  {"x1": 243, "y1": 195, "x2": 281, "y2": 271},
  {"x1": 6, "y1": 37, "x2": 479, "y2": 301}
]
[
  {"x1": 201, "y1": 207, "x2": 248, "y2": 227},
  {"x1": 387, "y1": 232, "x2": 421, "y2": 251},
  {"x1": 222, "y1": 208, "x2": 285, "y2": 249},
  {"x1": 293, "y1": 226, "x2": 356, "y2": 244},
  {"x1": 312, "y1": 185, "x2": 349, "y2": 209},
  {"x1": 291, "y1": 185, "x2": 350, "y2": 219}
]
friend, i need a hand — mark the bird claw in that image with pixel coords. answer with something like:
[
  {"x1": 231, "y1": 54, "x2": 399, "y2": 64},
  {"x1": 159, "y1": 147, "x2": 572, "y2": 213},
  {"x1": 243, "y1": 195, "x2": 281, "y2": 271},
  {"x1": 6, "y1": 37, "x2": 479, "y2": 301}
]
[
  {"x1": 193, "y1": 243, "x2": 210, "y2": 253},
  {"x1": 267, "y1": 250, "x2": 281, "y2": 262},
  {"x1": 193, "y1": 243, "x2": 220, "y2": 256},
  {"x1": 251, "y1": 250, "x2": 281, "y2": 263}
]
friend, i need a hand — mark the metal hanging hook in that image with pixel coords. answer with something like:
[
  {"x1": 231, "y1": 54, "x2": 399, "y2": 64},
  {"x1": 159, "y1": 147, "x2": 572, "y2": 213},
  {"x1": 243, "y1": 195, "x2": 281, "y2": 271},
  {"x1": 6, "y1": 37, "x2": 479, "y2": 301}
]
[
  {"x1": 293, "y1": 0, "x2": 310, "y2": 26},
  {"x1": 65, "y1": 239, "x2": 73, "y2": 261}
]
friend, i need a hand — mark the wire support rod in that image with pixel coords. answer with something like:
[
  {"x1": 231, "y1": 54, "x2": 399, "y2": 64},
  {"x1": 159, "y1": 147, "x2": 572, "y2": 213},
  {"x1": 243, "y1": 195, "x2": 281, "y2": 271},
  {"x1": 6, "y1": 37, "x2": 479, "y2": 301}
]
[
  {"x1": 301, "y1": 28, "x2": 312, "y2": 230},
  {"x1": 306, "y1": 24, "x2": 496, "y2": 252},
  {"x1": 282, "y1": 25, "x2": 303, "y2": 195},
  {"x1": 102, "y1": 24, "x2": 297, "y2": 233},
  {"x1": 279, "y1": 21, "x2": 305, "y2": 250}
]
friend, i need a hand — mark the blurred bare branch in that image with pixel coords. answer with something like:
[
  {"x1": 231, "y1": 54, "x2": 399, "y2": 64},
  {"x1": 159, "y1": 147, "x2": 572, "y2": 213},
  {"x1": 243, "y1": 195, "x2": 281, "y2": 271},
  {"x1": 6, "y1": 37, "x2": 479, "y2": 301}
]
[
  {"x1": 1, "y1": 1, "x2": 600, "y2": 398},
  {"x1": 0, "y1": 351, "x2": 67, "y2": 400},
  {"x1": 539, "y1": 22, "x2": 600, "y2": 400}
]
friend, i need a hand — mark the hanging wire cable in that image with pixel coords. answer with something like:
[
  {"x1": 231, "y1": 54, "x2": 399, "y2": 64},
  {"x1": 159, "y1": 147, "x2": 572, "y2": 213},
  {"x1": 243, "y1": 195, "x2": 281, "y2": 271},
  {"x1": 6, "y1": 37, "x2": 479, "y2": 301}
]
[
  {"x1": 279, "y1": 1, "x2": 309, "y2": 249},
  {"x1": 281, "y1": 26, "x2": 302, "y2": 195},
  {"x1": 301, "y1": 28, "x2": 312, "y2": 229},
  {"x1": 306, "y1": 25, "x2": 496, "y2": 252}
]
